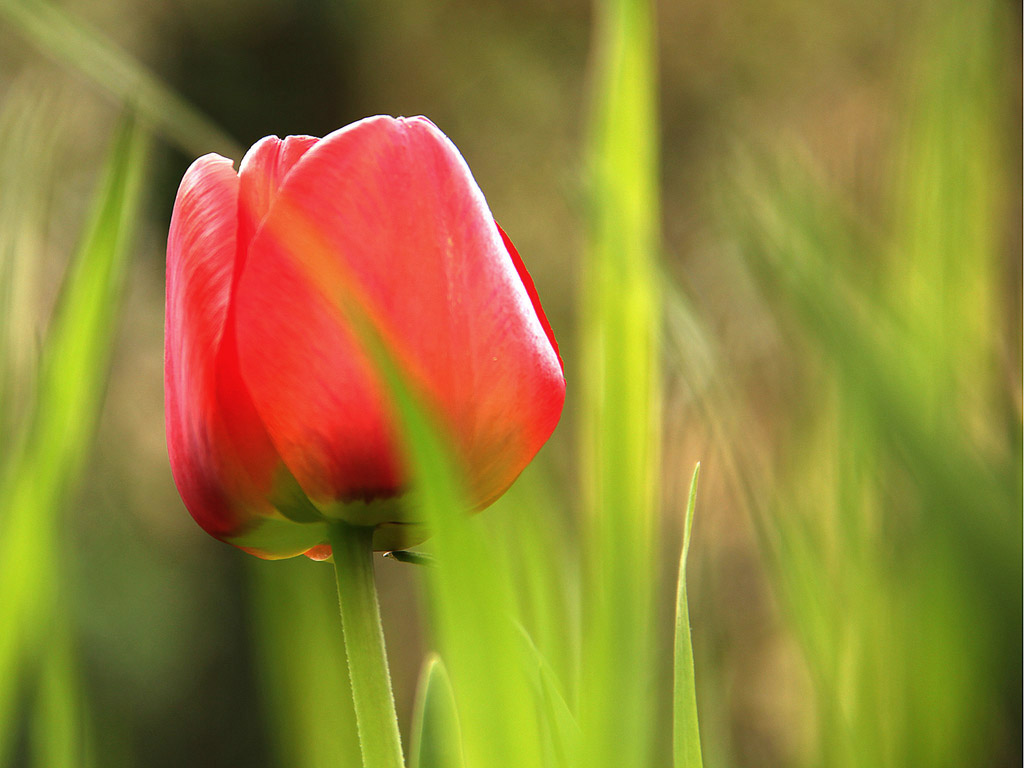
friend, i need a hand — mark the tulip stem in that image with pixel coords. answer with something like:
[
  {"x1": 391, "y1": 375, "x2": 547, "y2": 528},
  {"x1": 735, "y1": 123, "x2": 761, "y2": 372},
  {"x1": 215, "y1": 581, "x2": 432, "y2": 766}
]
[{"x1": 329, "y1": 521, "x2": 406, "y2": 768}]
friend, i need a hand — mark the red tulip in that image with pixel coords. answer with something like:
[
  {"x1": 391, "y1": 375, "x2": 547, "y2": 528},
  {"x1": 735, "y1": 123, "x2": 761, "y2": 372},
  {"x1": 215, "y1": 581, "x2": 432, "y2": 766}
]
[{"x1": 165, "y1": 116, "x2": 565, "y2": 559}]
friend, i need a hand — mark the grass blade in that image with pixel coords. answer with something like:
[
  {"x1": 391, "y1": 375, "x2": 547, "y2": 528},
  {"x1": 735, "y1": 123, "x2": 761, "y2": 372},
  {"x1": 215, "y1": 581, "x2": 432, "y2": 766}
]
[
  {"x1": 673, "y1": 463, "x2": 703, "y2": 768},
  {"x1": 579, "y1": 0, "x2": 662, "y2": 763},
  {"x1": 516, "y1": 623, "x2": 579, "y2": 768},
  {"x1": 410, "y1": 655, "x2": 463, "y2": 768}
]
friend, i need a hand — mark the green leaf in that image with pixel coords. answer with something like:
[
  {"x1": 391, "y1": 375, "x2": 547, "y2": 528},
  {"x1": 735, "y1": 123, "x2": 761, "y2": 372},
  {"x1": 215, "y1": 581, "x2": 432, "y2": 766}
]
[
  {"x1": 579, "y1": 0, "x2": 663, "y2": 764},
  {"x1": 381, "y1": 549, "x2": 436, "y2": 567},
  {"x1": 673, "y1": 463, "x2": 703, "y2": 768},
  {"x1": 410, "y1": 655, "x2": 464, "y2": 768}
]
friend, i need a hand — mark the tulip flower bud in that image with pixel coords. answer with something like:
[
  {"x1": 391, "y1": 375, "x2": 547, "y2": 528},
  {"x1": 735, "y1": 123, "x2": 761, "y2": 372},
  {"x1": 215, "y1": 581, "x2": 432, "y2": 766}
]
[{"x1": 165, "y1": 116, "x2": 565, "y2": 559}]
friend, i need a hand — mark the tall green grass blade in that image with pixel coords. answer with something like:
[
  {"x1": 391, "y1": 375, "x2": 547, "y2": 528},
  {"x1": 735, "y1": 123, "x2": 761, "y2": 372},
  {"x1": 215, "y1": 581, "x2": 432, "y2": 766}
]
[
  {"x1": 0, "y1": 111, "x2": 149, "y2": 763},
  {"x1": 410, "y1": 655, "x2": 463, "y2": 768},
  {"x1": 579, "y1": 0, "x2": 662, "y2": 763},
  {"x1": 0, "y1": 0, "x2": 239, "y2": 158},
  {"x1": 401, "y1": 410, "x2": 546, "y2": 768},
  {"x1": 660, "y1": 277, "x2": 749, "y2": 768},
  {"x1": 249, "y1": 558, "x2": 362, "y2": 768},
  {"x1": 381, "y1": 367, "x2": 548, "y2": 768},
  {"x1": 4, "y1": 110, "x2": 148, "y2": 520},
  {"x1": 891, "y1": 0, "x2": 1002, "y2": 419},
  {"x1": 673, "y1": 463, "x2": 703, "y2": 768}
]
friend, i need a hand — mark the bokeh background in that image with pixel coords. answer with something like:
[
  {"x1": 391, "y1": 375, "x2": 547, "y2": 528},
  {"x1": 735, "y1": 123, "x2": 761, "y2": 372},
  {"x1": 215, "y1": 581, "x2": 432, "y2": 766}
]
[{"x1": 0, "y1": 0, "x2": 1020, "y2": 766}]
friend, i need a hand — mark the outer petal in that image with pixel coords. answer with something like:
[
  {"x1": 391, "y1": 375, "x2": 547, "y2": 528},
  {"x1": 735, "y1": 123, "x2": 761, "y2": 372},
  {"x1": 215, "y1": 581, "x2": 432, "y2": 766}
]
[
  {"x1": 232, "y1": 116, "x2": 565, "y2": 512},
  {"x1": 165, "y1": 154, "x2": 247, "y2": 537},
  {"x1": 166, "y1": 152, "x2": 321, "y2": 558}
]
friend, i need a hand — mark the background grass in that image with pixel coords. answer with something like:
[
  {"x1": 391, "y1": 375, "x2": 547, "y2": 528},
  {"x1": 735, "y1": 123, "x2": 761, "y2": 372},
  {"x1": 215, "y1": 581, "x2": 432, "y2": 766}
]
[{"x1": 0, "y1": 0, "x2": 1019, "y2": 766}]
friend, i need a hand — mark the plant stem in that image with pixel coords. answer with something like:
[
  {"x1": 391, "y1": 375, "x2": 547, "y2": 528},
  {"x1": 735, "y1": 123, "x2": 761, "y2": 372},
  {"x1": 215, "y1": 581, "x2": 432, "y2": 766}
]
[{"x1": 328, "y1": 521, "x2": 405, "y2": 768}]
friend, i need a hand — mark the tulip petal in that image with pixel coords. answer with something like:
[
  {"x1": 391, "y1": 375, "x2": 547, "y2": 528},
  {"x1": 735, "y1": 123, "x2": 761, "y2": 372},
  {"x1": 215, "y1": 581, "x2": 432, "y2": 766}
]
[
  {"x1": 165, "y1": 154, "x2": 291, "y2": 551},
  {"x1": 237, "y1": 134, "x2": 319, "y2": 265},
  {"x1": 233, "y1": 116, "x2": 565, "y2": 510},
  {"x1": 166, "y1": 154, "x2": 247, "y2": 537}
]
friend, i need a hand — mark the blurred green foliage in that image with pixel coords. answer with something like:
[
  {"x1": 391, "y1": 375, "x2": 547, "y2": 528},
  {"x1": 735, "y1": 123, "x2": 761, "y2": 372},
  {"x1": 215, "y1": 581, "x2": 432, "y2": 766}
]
[
  {"x1": 0, "y1": 100, "x2": 148, "y2": 765},
  {"x1": 0, "y1": 0, "x2": 1019, "y2": 766}
]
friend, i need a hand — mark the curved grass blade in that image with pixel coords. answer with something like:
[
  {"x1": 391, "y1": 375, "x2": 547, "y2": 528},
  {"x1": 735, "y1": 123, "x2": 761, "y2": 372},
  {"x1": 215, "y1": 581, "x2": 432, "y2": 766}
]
[
  {"x1": 673, "y1": 463, "x2": 703, "y2": 768},
  {"x1": 410, "y1": 655, "x2": 463, "y2": 768},
  {"x1": 515, "y1": 623, "x2": 579, "y2": 768}
]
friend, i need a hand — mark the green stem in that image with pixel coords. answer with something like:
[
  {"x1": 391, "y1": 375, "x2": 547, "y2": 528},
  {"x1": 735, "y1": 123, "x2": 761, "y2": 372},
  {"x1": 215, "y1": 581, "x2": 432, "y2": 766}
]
[{"x1": 328, "y1": 521, "x2": 405, "y2": 768}]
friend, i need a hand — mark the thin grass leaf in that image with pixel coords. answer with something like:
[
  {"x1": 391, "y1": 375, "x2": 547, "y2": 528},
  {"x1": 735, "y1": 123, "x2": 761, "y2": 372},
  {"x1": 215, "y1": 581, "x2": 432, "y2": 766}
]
[
  {"x1": 401, "y1": 413, "x2": 547, "y2": 768},
  {"x1": 579, "y1": 0, "x2": 662, "y2": 763},
  {"x1": 0, "y1": 83, "x2": 64, "y2": 762},
  {"x1": 410, "y1": 655, "x2": 463, "y2": 768},
  {"x1": 0, "y1": 0, "x2": 239, "y2": 158},
  {"x1": 673, "y1": 463, "x2": 703, "y2": 768},
  {"x1": 515, "y1": 623, "x2": 579, "y2": 768},
  {"x1": 359, "y1": 325, "x2": 546, "y2": 768}
]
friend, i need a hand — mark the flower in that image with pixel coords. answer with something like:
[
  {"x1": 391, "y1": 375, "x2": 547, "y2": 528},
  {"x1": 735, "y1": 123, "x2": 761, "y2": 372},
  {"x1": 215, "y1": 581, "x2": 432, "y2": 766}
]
[{"x1": 165, "y1": 116, "x2": 565, "y2": 559}]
